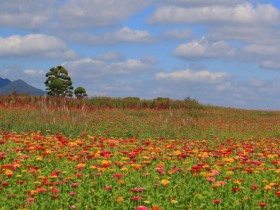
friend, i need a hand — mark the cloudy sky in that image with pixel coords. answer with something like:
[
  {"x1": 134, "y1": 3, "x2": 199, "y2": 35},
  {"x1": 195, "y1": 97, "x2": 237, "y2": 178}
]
[{"x1": 1, "y1": 0, "x2": 280, "y2": 110}]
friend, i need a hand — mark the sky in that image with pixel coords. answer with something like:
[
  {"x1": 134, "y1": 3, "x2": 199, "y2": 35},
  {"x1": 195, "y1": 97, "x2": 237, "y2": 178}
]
[{"x1": 1, "y1": 0, "x2": 280, "y2": 110}]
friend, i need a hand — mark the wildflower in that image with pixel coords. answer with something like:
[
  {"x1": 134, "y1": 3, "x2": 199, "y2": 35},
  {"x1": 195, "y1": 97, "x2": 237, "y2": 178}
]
[
  {"x1": 5, "y1": 169, "x2": 14, "y2": 177},
  {"x1": 258, "y1": 202, "x2": 267, "y2": 207},
  {"x1": 104, "y1": 186, "x2": 112, "y2": 191},
  {"x1": 152, "y1": 206, "x2": 163, "y2": 210},
  {"x1": 232, "y1": 187, "x2": 241, "y2": 192},
  {"x1": 216, "y1": 181, "x2": 227, "y2": 186},
  {"x1": 115, "y1": 196, "x2": 124, "y2": 202},
  {"x1": 36, "y1": 187, "x2": 47, "y2": 193},
  {"x1": 70, "y1": 205, "x2": 77, "y2": 209},
  {"x1": 161, "y1": 179, "x2": 170, "y2": 185},
  {"x1": 206, "y1": 177, "x2": 215, "y2": 182},
  {"x1": 26, "y1": 197, "x2": 35, "y2": 203},
  {"x1": 275, "y1": 191, "x2": 280, "y2": 197},
  {"x1": 51, "y1": 195, "x2": 59, "y2": 199},
  {"x1": 131, "y1": 196, "x2": 143, "y2": 201},
  {"x1": 264, "y1": 185, "x2": 272, "y2": 191},
  {"x1": 71, "y1": 183, "x2": 79, "y2": 188},
  {"x1": 136, "y1": 206, "x2": 148, "y2": 210},
  {"x1": 51, "y1": 188, "x2": 60, "y2": 193},
  {"x1": 77, "y1": 163, "x2": 85, "y2": 170},
  {"x1": 118, "y1": 179, "x2": 125, "y2": 184},
  {"x1": 76, "y1": 173, "x2": 83, "y2": 178},
  {"x1": 212, "y1": 199, "x2": 222, "y2": 204},
  {"x1": 130, "y1": 187, "x2": 146, "y2": 193},
  {"x1": 112, "y1": 173, "x2": 124, "y2": 179},
  {"x1": 69, "y1": 192, "x2": 77, "y2": 196}
]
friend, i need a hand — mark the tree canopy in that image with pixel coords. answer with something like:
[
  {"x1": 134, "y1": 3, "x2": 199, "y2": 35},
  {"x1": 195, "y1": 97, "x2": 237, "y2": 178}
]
[
  {"x1": 45, "y1": 66, "x2": 73, "y2": 97},
  {"x1": 74, "y1": 87, "x2": 87, "y2": 99}
]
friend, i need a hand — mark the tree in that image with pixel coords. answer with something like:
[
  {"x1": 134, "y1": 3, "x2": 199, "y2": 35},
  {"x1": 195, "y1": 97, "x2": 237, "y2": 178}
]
[
  {"x1": 74, "y1": 86, "x2": 87, "y2": 99},
  {"x1": 45, "y1": 65, "x2": 73, "y2": 97}
]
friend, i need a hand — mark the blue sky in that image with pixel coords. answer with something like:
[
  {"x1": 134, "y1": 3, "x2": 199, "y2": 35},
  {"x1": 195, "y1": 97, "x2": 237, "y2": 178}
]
[{"x1": 1, "y1": 0, "x2": 280, "y2": 110}]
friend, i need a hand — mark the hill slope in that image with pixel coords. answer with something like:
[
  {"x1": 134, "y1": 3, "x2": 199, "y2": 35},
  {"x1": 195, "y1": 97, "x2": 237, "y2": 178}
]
[
  {"x1": 0, "y1": 77, "x2": 11, "y2": 88},
  {"x1": 0, "y1": 79, "x2": 45, "y2": 96}
]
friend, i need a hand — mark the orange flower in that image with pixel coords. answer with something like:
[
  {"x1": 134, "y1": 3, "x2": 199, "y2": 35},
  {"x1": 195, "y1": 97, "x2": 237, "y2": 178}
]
[{"x1": 5, "y1": 169, "x2": 14, "y2": 177}]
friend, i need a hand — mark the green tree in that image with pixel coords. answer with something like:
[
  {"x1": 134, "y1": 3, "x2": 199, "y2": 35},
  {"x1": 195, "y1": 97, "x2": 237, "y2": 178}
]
[
  {"x1": 45, "y1": 65, "x2": 73, "y2": 97},
  {"x1": 74, "y1": 86, "x2": 87, "y2": 98}
]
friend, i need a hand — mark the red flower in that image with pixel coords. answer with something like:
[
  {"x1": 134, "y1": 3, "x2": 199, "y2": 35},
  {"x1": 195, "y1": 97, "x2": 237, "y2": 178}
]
[
  {"x1": 258, "y1": 202, "x2": 267, "y2": 207},
  {"x1": 232, "y1": 187, "x2": 241, "y2": 192},
  {"x1": 275, "y1": 191, "x2": 280, "y2": 197},
  {"x1": 136, "y1": 206, "x2": 148, "y2": 210},
  {"x1": 104, "y1": 186, "x2": 112, "y2": 191},
  {"x1": 131, "y1": 196, "x2": 143, "y2": 201},
  {"x1": 152, "y1": 206, "x2": 163, "y2": 210},
  {"x1": 71, "y1": 183, "x2": 79, "y2": 188},
  {"x1": 213, "y1": 199, "x2": 222, "y2": 204},
  {"x1": 112, "y1": 173, "x2": 124, "y2": 179},
  {"x1": 51, "y1": 188, "x2": 60, "y2": 193}
]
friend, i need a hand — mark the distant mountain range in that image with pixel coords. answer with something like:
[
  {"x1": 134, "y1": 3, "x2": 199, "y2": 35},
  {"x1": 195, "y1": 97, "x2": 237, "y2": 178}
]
[{"x1": 0, "y1": 77, "x2": 45, "y2": 96}]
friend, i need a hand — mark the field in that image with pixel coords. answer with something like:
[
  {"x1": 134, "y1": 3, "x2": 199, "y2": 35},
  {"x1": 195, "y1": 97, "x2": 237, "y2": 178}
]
[{"x1": 0, "y1": 95, "x2": 279, "y2": 209}]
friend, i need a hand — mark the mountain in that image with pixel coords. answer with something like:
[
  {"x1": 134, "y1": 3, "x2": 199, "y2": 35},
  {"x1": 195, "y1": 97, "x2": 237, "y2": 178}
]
[
  {"x1": 0, "y1": 79, "x2": 45, "y2": 96},
  {"x1": 0, "y1": 77, "x2": 11, "y2": 88}
]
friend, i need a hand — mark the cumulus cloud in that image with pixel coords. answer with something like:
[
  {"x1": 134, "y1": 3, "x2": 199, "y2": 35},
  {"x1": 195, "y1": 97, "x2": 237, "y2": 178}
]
[
  {"x1": 156, "y1": 69, "x2": 228, "y2": 83},
  {"x1": 68, "y1": 27, "x2": 154, "y2": 45},
  {"x1": 149, "y1": 3, "x2": 280, "y2": 25},
  {"x1": 173, "y1": 38, "x2": 236, "y2": 60},
  {"x1": 58, "y1": 0, "x2": 149, "y2": 29},
  {"x1": 63, "y1": 56, "x2": 158, "y2": 79},
  {"x1": 0, "y1": 0, "x2": 56, "y2": 29},
  {"x1": 0, "y1": 34, "x2": 78, "y2": 59}
]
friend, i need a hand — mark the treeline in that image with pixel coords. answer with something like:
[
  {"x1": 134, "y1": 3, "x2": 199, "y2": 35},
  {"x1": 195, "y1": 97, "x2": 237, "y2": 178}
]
[{"x1": 0, "y1": 94, "x2": 203, "y2": 110}]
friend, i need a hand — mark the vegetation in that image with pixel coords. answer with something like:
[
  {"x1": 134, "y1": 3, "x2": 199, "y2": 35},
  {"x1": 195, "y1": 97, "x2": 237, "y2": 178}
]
[
  {"x1": 74, "y1": 87, "x2": 87, "y2": 99},
  {"x1": 45, "y1": 66, "x2": 73, "y2": 97},
  {"x1": 0, "y1": 95, "x2": 279, "y2": 209}
]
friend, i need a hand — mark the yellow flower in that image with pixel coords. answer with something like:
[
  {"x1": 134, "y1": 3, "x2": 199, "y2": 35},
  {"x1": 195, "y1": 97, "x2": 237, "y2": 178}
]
[
  {"x1": 171, "y1": 200, "x2": 178, "y2": 204},
  {"x1": 115, "y1": 196, "x2": 124, "y2": 202},
  {"x1": 161, "y1": 179, "x2": 170, "y2": 185},
  {"x1": 226, "y1": 171, "x2": 234, "y2": 175}
]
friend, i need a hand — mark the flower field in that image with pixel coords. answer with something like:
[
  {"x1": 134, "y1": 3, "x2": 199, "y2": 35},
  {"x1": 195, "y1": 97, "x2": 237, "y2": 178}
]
[
  {"x1": 0, "y1": 96, "x2": 280, "y2": 209},
  {"x1": 1, "y1": 132, "x2": 279, "y2": 209}
]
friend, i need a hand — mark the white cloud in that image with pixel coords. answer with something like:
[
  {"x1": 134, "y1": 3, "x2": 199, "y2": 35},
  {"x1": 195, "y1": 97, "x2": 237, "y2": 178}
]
[
  {"x1": 58, "y1": 0, "x2": 149, "y2": 29},
  {"x1": 156, "y1": 69, "x2": 228, "y2": 83},
  {"x1": 63, "y1": 56, "x2": 157, "y2": 79},
  {"x1": 149, "y1": 3, "x2": 280, "y2": 25},
  {"x1": 0, "y1": 0, "x2": 56, "y2": 29},
  {"x1": 24, "y1": 69, "x2": 45, "y2": 76},
  {"x1": 209, "y1": 26, "x2": 280, "y2": 45},
  {"x1": 260, "y1": 60, "x2": 280, "y2": 70},
  {"x1": 96, "y1": 52, "x2": 123, "y2": 61},
  {"x1": 157, "y1": 0, "x2": 252, "y2": 6},
  {"x1": 174, "y1": 38, "x2": 236, "y2": 60},
  {"x1": 0, "y1": 34, "x2": 78, "y2": 59},
  {"x1": 68, "y1": 27, "x2": 154, "y2": 45}
]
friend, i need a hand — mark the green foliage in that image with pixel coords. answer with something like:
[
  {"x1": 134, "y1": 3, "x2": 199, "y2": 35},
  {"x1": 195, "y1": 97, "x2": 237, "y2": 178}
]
[
  {"x1": 74, "y1": 86, "x2": 87, "y2": 98},
  {"x1": 45, "y1": 66, "x2": 73, "y2": 97}
]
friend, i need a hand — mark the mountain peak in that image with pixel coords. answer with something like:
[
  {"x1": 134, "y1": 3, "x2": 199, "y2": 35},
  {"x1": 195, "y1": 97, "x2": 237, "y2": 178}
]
[
  {"x1": 0, "y1": 77, "x2": 11, "y2": 88},
  {"x1": 0, "y1": 78, "x2": 45, "y2": 96}
]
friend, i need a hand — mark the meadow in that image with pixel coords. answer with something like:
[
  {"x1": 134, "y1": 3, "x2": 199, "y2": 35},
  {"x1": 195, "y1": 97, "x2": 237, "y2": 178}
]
[{"x1": 0, "y1": 95, "x2": 279, "y2": 209}]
